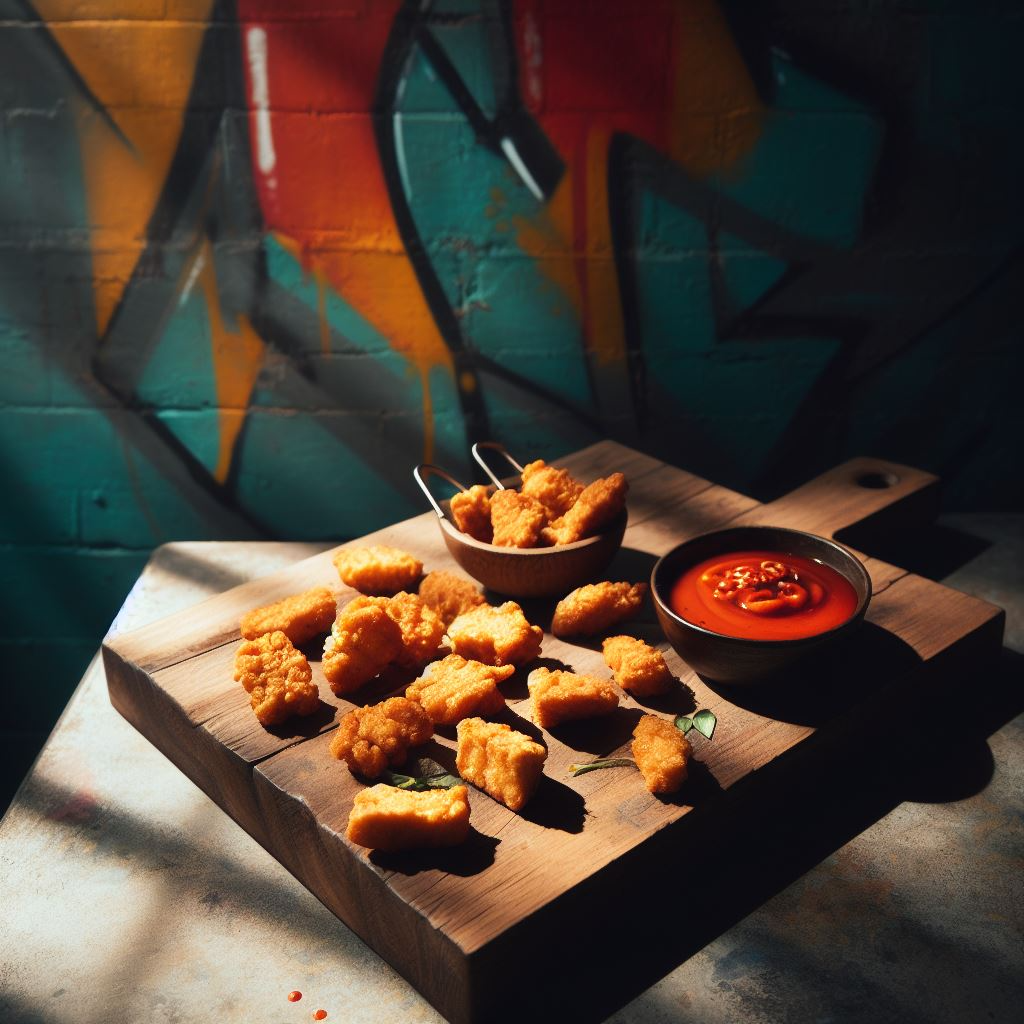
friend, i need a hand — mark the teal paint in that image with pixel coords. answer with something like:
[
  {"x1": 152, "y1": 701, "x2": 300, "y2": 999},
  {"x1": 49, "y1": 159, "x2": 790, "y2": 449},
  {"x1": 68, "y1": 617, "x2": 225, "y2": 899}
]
[
  {"x1": 718, "y1": 245, "x2": 788, "y2": 313},
  {"x1": 1, "y1": 0, "x2": 1022, "y2": 802},
  {"x1": 0, "y1": 545, "x2": 147, "y2": 639},
  {"x1": 137, "y1": 281, "x2": 221, "y2": 413},
  {"x1": 231, "y1": 409, "x2": 424, "y2": 538}
]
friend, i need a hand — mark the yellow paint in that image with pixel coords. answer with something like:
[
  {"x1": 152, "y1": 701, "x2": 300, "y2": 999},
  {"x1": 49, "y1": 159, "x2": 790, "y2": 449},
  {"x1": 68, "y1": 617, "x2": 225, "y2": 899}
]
[
  {"x1": 195, "y1": 240, "x2": 266, "y2": 484},
  {"x1": 38, "y1": 0, "x2": 213, "y2": 335},
  {"x1": 273, "y1": 234, "x2": 452, "y2": 463}
]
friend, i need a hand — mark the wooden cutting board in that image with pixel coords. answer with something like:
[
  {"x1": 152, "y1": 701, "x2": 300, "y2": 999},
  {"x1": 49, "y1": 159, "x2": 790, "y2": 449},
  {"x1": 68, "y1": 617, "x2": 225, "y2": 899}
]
[{"x1": 101, "y1": 442, "x2": 1004, "y2": 1024}]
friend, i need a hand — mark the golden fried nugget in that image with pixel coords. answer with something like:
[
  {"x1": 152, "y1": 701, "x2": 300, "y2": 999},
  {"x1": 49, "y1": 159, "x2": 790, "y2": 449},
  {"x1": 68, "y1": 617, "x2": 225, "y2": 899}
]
[
  {"x1": 322, "y1": 601, "x2": 404, "y2": 695},
  {"x1": 447, "y1": 601, "x2": 544, "y2": 666},
  {"x1": 520, "y1": 459, "x2": 583, "y2": 521},
  {"x1": 450, "y1": 485, "x2": 493, "y2": 543},
  {"x1": 329, "y1": 697, "x2": 433, "y2": 779},
  {"x1": 602, "y1": 635, "x2": 674, "y2": 697},
  {"x1": 239, "y1": 587, "x2": 336, "y2": 644},
  {"x1": 418, "y1": 570, "x2": 486, "y2": 627},
  {"x1": 333, "y1": 545, "x2": 423, "y2": 595},
  {"x1": 551, "y1": 581, "x2": 648, "y2": 638},
  {"x1": 346, "y1": 784, "x2": 471, "y2": 852},
  {"x1": 349, "y1": 592, "x2": 445, "y2": 669},
  {"x1": 632, "y1": 715, "x2": 692, "y2": 793},
  {"x1": 406, "y1": 654, "x2": 512, "y2": 725},
  {"x1": 542, "y1": 472, "x2": 628, "y2": 545},
  {"x1": 489, "y1": 488, "x2": 547, "y2": 548},
  {"x1": 527, "y1": 667, "x2": 619, "y2": 729},
  {"x1": 233, "y1": 631, "x2": 319, "y2": 727},
  {"x1": 456, "y1": 718, "x2": 546, "y2": 811}
]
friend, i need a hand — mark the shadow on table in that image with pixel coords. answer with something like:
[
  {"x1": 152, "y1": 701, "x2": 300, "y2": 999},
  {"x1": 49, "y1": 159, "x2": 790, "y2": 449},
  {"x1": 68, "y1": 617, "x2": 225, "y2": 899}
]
[
  {"x1": 0, "y1": 992, "x2": 53, "y2": 1024},
  {"x1": 835, "y1": 521, "x2": 991, "y2": 581},
  {"x1": 492, "y1": 645, "x2": 1023, "y2": 1024},
  {"x1": 703, "y1": 622, "x2": 920, "y2": 727}
]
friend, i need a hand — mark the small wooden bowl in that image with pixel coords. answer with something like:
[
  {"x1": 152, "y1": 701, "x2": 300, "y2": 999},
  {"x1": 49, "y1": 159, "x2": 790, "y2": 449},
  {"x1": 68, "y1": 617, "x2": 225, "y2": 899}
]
[
  {"x1": 415, "y1": 464, "x2": 627, "y2": 598},
  {"x1": 650, "y1": 525, "x2": 872, "y2": 685}
]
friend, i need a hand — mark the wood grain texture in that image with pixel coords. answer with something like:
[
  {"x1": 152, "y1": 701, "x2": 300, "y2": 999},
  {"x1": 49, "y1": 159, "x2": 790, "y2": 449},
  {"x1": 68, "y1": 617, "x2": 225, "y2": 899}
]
[{"x1": 102, "y1": 443, "x2": 1003, "y2": 1024}]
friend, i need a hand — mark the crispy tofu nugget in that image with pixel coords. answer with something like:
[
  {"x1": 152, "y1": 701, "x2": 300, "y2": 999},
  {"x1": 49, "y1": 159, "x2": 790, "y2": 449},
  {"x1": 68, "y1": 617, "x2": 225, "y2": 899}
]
[
  {"x1": 456, "y1": 718, "x2": 546, "y2": 811},
  {"x1": 602, "y1": 635, "x2": 674, "y2": 697},
  {"x1": 520, "y1": 459, "x2": 583, "y2": 521},
  {"x1": 406, "y1": 654, "x2": 512, "y2": 725},
  {"x1": 527, "y1": 667, "x2": 619, "y2": 729},
  {"x1": 490, "y1": 488, "x2": 547, "y2": 548},
  {"x1": 551, "y1": 581, "x2": 648, "y2": 638},
  {"x1": 447, "y1": 601, "x2": 544, "y2": 666},
  {"x1": 349, "y1": 592, "x2": 445, "y2": 669},
  {"x1": 632, "y1": 714, "x2": 692, "y2": 793},
  {"x1": 330, "y1": 697, "x2": 433, "y2": 779},
  {"x1": 542, "y1": 472, "x2": 628, "y2": 545},
  {"x1": 450, "y1": 485, "x2": 493, "y2": 543},
  {"x1": 346, "y1": 784, "x2": 471, "y2": 852},
  {"x1": 233, "y1": 631, "x2": 320, "y2": 727},
  {"x1": 333, "y1": 545, "x2": 423, "y2": 595},
  {"x1": 418, "y1": 570, "x2": 486, "y2": 627},
  {"x1": 322, "y1": 601, "x2": 404, "y2": 695},
  {"x1": 239, "y1": 587, "x2": 336, "y2": 645}
]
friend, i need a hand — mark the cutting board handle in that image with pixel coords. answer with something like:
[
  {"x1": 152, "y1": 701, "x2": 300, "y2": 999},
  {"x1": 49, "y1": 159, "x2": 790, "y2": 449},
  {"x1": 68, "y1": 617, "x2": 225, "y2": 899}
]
[{"x1": 747, "y1": 457, "x2": 941, "y2": 540}]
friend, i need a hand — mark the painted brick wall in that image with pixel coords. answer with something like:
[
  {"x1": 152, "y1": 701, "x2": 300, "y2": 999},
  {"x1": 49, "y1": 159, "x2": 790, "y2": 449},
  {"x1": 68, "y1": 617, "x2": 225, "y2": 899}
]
[{"x1": 1, "y1": 0, "x2": 1022, "y2": 801}]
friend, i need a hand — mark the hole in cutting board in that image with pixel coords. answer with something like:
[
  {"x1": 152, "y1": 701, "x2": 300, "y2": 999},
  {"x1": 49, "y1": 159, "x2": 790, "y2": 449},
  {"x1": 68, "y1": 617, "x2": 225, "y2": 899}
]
[{"x1": 855, "y1": 471, "x2": 900, "y2": 489}]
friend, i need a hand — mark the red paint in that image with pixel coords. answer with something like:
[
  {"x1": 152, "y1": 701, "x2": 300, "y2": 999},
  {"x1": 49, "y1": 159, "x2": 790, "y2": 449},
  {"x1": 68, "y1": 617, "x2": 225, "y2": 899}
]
[
  {"x1": 669, "y1": 550, "x2": 858, "y2": 641},
  {"x1": 313, "y1": 1011, "x2": 327, "y2": 1021},
  {"x1": 238, "y1": 2, "x2": 402, "y2": 241},
  {"x1": 287, "y1": 991, "x2": 302, "y2": 1002}
]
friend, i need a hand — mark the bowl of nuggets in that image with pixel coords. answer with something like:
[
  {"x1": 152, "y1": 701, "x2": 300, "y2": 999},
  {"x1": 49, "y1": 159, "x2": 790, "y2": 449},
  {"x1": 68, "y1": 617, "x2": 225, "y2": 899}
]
[
  {"x1": 230, "y1": 507, "x2": 707, "y2": 855},
  {"x1": 413, "y1": 444, "x2": 628, "y2": 598}
]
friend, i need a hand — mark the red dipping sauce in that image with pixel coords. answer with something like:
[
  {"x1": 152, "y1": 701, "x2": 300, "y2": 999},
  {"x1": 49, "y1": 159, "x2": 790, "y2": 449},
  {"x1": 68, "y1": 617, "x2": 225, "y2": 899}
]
[{"x1": 669, "y1": 550, "x2": 858, "y2": 641}]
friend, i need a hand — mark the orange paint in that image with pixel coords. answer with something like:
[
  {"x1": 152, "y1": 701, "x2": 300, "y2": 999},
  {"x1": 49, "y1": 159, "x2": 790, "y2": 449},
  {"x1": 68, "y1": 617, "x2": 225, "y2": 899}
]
[
  {"x1": 582, "y1": 127, "x2": 625, "y2": 370},
  {"x1": 313, "y1": 1011, "x2": 327, "y2": 1021},
  {"x1": 287, "y1": 991, "x2": 302, "y2": 1002},
  {"x1": 667, "y1": 0, "x2": 764, "y2": 177},
  {"x1": 196, "y1": 239, "x2": 266, "y2": 484},
  {"x1": 511, "y1": 176, "x2": 581, "y2": 320},
  {"x1": 39, "y1": 0, "x2": 214, "y2": 336},
  {"x1": 670, "y1": 551, "x2": 858, "y2": 641}
]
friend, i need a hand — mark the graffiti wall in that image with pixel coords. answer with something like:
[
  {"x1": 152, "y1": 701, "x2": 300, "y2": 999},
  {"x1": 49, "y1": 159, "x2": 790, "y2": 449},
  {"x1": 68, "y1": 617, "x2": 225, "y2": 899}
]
[{"x1": 1, "y1": 0, "x2": 1021, "y2": 785}]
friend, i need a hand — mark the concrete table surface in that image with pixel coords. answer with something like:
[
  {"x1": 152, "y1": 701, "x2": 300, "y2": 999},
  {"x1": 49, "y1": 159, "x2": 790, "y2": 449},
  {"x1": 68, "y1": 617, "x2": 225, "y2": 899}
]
[{"x1": 1, "y1": 518, "x2": 1021, "y2": 1024}]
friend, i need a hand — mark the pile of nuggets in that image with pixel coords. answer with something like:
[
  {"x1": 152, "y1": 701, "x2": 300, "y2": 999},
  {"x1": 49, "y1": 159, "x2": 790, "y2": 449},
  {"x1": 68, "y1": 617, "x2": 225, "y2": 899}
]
[
  {"x1": 450, "y1": 460, "x2": 627, "y2": 548},
  {"x1": 231, "y1": 462, "x2": 701, "y2": 853}
]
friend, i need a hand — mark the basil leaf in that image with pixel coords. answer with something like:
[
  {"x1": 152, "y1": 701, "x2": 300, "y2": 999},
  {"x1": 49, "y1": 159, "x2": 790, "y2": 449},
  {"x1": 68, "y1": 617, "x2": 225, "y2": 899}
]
[
  {"x1": 692, "y1": 709, "x2": 717, "y2": 740},
  {"x1": 384, "y1": 771, "x2": 418, "y2": 789},
  {"x1": 568, "y1": 757, "x2": 636, "y2": 778},
  {"x1": 382, "y1": 768, "x2": 463, "y2": 791},
  {"x1": 674, "y1": 715, "x2": 693, "y2": 735}
]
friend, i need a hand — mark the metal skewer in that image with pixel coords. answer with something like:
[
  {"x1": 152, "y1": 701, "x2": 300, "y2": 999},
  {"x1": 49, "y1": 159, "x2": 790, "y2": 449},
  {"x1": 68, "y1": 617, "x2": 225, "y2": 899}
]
[{"x1": 471, "y1": 441, "x2": 525, "y2": 490}]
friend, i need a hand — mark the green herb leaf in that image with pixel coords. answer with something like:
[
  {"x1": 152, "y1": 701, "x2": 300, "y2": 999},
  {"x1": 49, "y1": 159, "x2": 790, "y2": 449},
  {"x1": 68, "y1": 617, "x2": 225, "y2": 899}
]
[
  {"x1": 692, "y1": 709, "x2": 717, "y2": 740},
  {"x1": 568, "y1": 757, "x2": 636, "y2": 778},
  {"x1": 382, "y1": 760, "x2": 463, "y2": 792},
  {"x1": 674, "y1": 715, "x2": 693, "y2": 735}
]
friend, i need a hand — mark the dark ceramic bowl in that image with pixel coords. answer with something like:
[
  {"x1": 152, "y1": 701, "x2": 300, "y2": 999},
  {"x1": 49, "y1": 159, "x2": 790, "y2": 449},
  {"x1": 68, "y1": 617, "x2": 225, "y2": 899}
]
[{"x1": 650, "y1": 525, "x2": 872, "y2": 685}]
